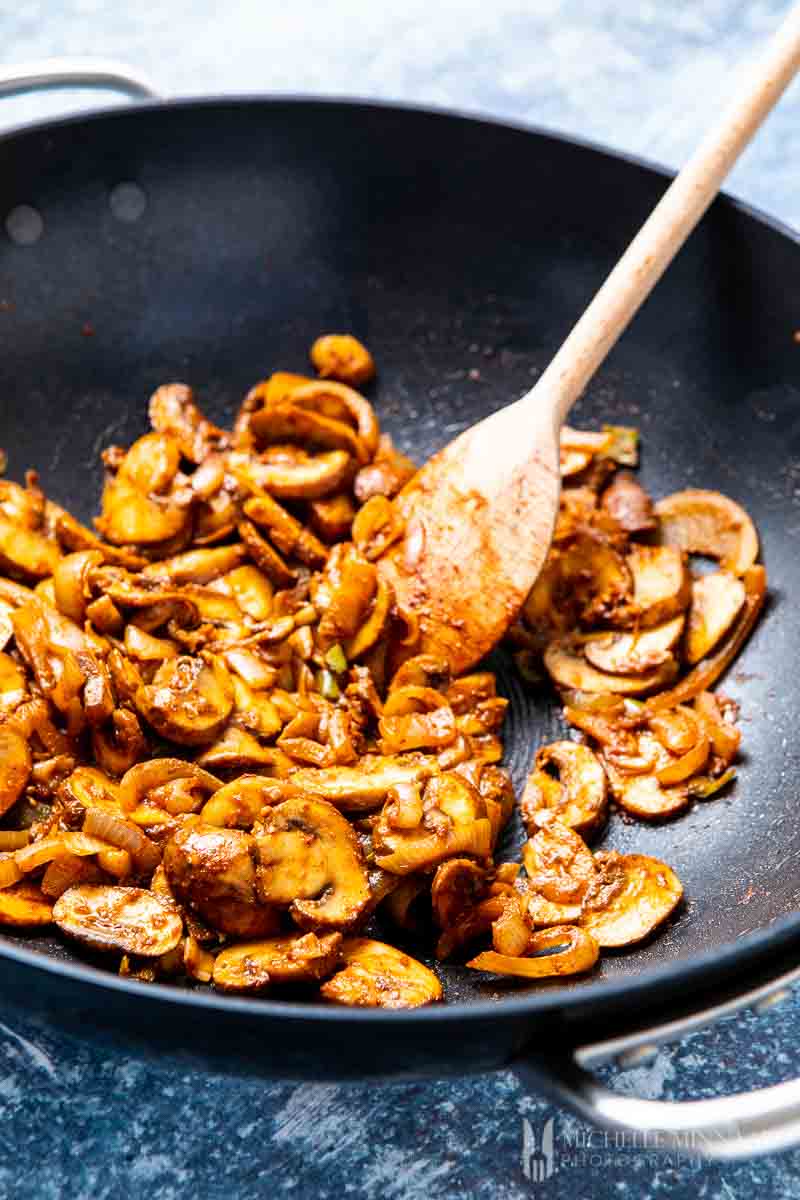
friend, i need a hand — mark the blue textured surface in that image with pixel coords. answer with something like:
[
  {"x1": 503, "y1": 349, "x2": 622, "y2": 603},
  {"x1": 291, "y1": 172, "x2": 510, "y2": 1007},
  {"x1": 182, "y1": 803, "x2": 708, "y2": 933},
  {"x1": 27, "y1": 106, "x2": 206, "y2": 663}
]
[{"x1": 2, "y1": 2, "x2": 800, "y2": 1196}]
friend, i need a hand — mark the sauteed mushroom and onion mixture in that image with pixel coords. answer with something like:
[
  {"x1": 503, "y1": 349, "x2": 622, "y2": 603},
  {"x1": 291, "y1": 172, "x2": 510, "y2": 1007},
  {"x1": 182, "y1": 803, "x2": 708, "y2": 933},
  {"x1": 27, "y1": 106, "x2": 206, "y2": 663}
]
[{"x1": 0, "y1": 336, "x2": 766, "y2": 1006}]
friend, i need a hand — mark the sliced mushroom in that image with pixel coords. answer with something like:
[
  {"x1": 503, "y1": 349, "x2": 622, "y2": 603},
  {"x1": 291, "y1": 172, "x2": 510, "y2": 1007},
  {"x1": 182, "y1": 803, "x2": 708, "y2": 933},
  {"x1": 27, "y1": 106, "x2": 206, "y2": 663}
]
[
  {"x1": 242, "y1": 494, "x2": 327, "y2": 568},
  {"x1": 0, "y1": 880, "x2": 53, "y2": 926},
  {"x1": 0, "y1": 652, "x2": 28, "y2": 713},
  {"x1": 655, "y1": 488, "x2": 758, "y2": 576},
  {"x1": 431, "y1": 858, "x2": 488, "y2": 929},
  {"x1": 522, "y1": 820, "x2": 597, "y2": 907},
  {"x1": 0, "y1": 510, "x2": 61, "y2": 578},
  {"x1": 218, "y1": 566, "x2": 274, "y2": 621},
  {"x1": 686, "y1": 571, "x2": 746, "y2": 664},
  {"x1": 468, "y1": 925, "x2": 599, "y2": 979},
  {"x1": 645, "y1": 565, "x2": 767, "y2": 711},
  {"x1": 149, "y1": 382, "x2": 226, "y2": 464},
  {"x1": 581, "y1": 851, "x2": 683, "y2": 946},
  {"x1": 135, "y1": 655, "x2": 234, "y2": 745},
  {"x1": 237, "y1": 519, "x2": 296, "y2": 588},
  {"x1": 0, "y1": 727, "x2": 32, "y2": 817},
  {"x1": 556, "y1": 530, "x2": 633, "y2": 625},
  {"x1": 141, "y1": 544, "x2": 247, "y2": 585},
  {"x1": 286, "y1": 755, "x2": 437, "y2": 812},
  {"x1": 352, "y1": 495, "x2": 404, "y2": 562},
  {"x1": 196, "y1": 726, "x2": 289, "y2": 771},
  {"x1": 308, "y1": 493, "x2": 357, "y2": 542},
  {"x1": 53, "y1": 884, "x2": 183, "y2": 955},
  {"x1": 583, "y1": 615, "x2": 685, "y2": 676},
  {"x1": 544, "y1": 638, "x2": 678, "y2": 695},
  {"x1": 53, "y1": 508, "x2": 147, "y2": 568},
  {"x1": 213, "y1": 931, "x2": 343, "y2": 993},
  {"x1": 163, "y1": 822, "x2": 279, "y2": 938},
  {"x1": 373, "y1": 773, "x2": 492, "y2": 874},
  {"x1": 602, "y1": 736, "x2": 691, "y2": 820},
  {"x1": 256, "y1": 797, "x2": 370, "y2": 930},
  {"x1": 601, "y1": 471, "x2": 656, "y2": 534},
  {"x1": 53, "y1": 549, "x2": 104, "y2": 623},
  {"x1": 200, "y1": 775, "x2": 291, "y2": 828},
  {"x1": 96, "y1": 475, "x2": 189, "y2": 547},
  {"x1": 320, "y1": 937, "x2": 442, "y2": 1008},
  {"x1": 249, "y1": 403, "x2": 367, "y2": 464},
  {"x1": 234, "y1": 448, "x2": 352, "y2": 500},
  {"x1": 520, "y1": 742, "x2": 608, "y2": 838},
  {"x1": 310, "y1": 334, "x2": 375, "y2": 387},
  {"x1": 628, "y1": 544, "x2": 691, "y2": 627}
]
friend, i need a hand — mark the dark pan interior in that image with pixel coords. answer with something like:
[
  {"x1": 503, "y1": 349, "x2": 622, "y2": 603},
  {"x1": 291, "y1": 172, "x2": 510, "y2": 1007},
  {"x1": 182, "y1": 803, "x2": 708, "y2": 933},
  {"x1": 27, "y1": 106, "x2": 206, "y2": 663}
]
[{"x1": 1, "y1": 99, "x2": 800, "y2": 1019}]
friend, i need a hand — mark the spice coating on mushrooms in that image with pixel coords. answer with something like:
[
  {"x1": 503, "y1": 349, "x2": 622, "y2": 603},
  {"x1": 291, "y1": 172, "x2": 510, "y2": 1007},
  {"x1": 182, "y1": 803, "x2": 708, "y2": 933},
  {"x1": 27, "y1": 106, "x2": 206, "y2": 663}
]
[{"x1": 0, "y1": 336, "x2": 766, "y2": 998}]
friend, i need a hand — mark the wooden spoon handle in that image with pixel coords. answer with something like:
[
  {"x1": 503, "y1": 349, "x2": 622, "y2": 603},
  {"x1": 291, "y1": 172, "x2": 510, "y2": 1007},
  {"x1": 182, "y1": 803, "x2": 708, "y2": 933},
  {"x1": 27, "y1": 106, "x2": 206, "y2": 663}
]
[{"x1": 524, "y1": 2, "x2": 800, "y2": 428}]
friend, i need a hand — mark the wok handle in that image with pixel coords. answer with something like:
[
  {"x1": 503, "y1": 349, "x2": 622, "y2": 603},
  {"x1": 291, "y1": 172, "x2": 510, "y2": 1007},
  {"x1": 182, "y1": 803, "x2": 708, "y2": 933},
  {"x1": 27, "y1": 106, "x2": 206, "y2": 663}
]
[
  {"x1": 517, "y1": 966, "x2": 800, "y2": 1160},
  {"x1": 0, "y1": 58, "x2": 160, "y2": 102},
  {"x1": 521, "y1": 1052, "x2": 800, "y2": 1161}
]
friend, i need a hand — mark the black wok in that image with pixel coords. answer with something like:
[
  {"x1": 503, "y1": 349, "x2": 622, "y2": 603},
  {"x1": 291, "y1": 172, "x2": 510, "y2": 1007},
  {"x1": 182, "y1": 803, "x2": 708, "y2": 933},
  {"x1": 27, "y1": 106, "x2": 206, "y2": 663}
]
[{"x1": 1, "y1": 65, "x2": 800, "y2": 1156}]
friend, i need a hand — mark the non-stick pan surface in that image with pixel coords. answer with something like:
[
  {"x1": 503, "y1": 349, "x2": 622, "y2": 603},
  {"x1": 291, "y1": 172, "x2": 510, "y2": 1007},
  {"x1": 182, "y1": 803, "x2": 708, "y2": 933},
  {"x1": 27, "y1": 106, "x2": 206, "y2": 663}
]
[{"x1": 0, "y1": 98, "x2": 799, "y2": 1078}]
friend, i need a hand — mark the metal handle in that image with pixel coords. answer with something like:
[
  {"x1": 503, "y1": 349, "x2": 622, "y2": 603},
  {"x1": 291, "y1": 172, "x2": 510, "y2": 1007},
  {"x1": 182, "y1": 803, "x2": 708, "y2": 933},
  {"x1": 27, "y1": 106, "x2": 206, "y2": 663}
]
[
  {"x1": 0, "y1": 58, "x2": 160, "y2": 102},
  {"x1": 517, "y1": 962, "x2": 800, "y2": 1160}
]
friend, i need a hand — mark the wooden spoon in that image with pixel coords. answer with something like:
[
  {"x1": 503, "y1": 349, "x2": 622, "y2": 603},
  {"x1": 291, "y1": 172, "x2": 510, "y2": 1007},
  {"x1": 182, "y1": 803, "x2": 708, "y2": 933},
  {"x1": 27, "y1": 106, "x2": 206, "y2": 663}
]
[{"x1": 379, "y1": 4, "x2": 800, "y2": 675}]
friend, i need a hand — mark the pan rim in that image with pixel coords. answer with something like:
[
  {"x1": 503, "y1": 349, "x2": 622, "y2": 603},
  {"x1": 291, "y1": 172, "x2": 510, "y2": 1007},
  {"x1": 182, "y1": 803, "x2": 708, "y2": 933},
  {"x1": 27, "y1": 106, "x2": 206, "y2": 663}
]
[{"x1": 1, "y1": 92, "x2": 798, "y2": 1028}]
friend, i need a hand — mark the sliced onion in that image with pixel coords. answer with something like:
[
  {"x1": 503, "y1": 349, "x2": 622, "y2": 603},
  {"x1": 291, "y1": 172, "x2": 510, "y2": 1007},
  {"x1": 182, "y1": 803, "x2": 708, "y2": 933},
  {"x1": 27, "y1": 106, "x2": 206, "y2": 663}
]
[
  {"x1": 83, "y1": 807, "x2": 160, "y2": 873},
  {"x1": 468, "y1": 926, "x2": 599, "y2": 978},
  {"x1": 120, "y1": 758, "x2": 223, "y2": 810},
  {"x1": 15, "y1": 832, "x2": 110, "y2": 873}
]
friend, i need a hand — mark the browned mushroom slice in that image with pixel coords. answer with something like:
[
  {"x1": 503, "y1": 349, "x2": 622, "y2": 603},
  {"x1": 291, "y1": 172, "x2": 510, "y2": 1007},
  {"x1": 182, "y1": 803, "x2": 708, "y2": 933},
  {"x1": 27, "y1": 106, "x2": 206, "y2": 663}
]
[
  {"x1": 200, "y1": 774, "x2": 292, "y2": 827},
  {"x1": 148, "y1": 382, "x2": 226, "y2": 464},
  {"x1": 686, "y1": 571, "x2": 746, "y2": 664},
  {"x1": 373, "y1": 773, "x2": 492, "y2": 874},
  {"x1": 0, "y1": 727, "x2": 32, "y2": 817},
  {"x1": 141, "y1": 544, "x2": 247, "y2": 585},
  {"x1": 52, "y1": 508, "x2": 147, "y2": 568},
  {"x1": 581, "y1": 851, "x2": 683, "y2": 946},
  {"x1": 310, "y1": 334, "x2": 376, "y2": 387},
  {"x1": 286, "y1": 755, "x2": 437, "y2": 812},
  {"x1": 218, "y1": 565, "x2": 274, "y2": 621},
  {"x1": 96, "y1": 474, "x2": 189, "y2": 547},
  {"x1": 431, "y1": 858, "x2": 488, "y2": 928},
  {"x1": 234, "y1": 448, "x2": 352, "y2": 500},
  {"x1": 602, "y1": 738, "x2": 691, "y2": 820},
  {"x1": 0, "y1": 652, "x2": 28, "y2": 713},
  {"x1": 213, "y1": 931, "x2": 343, "y2": 993},
  {"x1": 320, "y1": 937, "x2": 442, "y2": 1008},
  {"x1": 308, "y1": 493, "x2": 357, "y2": 542},
  {"x1": 520, "y1": 742, "x2": 608, "y2": 838},
  {"x1": 0, "y1": 510, "x2": 61, "y2": 578},
  {"x1": 237, "y1": 520, "x2": 297, "y2": 588},
  {"x1": 544, "y1": 639, "x2": 678, "y2": 695},
  {"x1": 53, "y1": 884, "x2": 183, "y2": 955},
  {"x1": 256, "y1": 796, "x2": 370, "y2": 930},
  {"x1": 352, "y1": 495, "x2": 404, "y2": 562},
  {"x1": 557, "y1": 530, "x2": 633, "y2": 624},
  {"x1": 645, "y1": 565, "x2": 767, "y2": 711},
  {"x1": 53, "y1": 549, "x2": 104, "y2": 623},
  {"x1": 655, "y1": 488, "x2": 758, "y2": 576},
  {"x1": 0, "y1": 880, "x2": 53, "y2": 926},
  {"x1": 242, "y1": 494, "x2": 327, "y2": 568},
  {"x1": 601, "y1": 471, "x2": 656, "y2": 533},
  {"x1": 628, "y1": 544, "x2": 691, "y2": 627},
  {"x1": 583, "y1": 615, "x2": 685, "y2": 676},
  {"x1": 249, "y1": 403, "x2": 367, "y2": 463},
  {"x1": 468, "y1": 925, "x2": 599, "y2": 978},
  {"x1": 163, "y1": 822, "x2": 278, "y2": 938},
  {"x1": 288, "y1": 379, "x2": 379, "y2": 456},
  {"x1": 522, "y1": 820, "x2": 597, "y2": 907},
  {"x1": 196, "y1": 726, "x2": 288, "y2": 771},
  {"x1": 135, "y1": 655, "x2": 234, "y2": 745}
]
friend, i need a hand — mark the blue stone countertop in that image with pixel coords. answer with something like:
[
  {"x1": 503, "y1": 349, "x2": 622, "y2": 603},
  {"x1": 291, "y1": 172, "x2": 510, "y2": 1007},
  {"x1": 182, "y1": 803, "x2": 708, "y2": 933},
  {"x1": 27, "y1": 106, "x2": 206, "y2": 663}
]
[{"x1": 2, "y1": 2, "x2": 800, "y2": 1197}]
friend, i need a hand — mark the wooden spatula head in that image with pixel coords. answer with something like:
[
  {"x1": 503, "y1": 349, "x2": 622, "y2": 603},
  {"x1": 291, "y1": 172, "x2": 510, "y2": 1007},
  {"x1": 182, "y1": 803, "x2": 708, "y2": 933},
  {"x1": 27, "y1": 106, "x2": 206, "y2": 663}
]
[{"x1": 378, "y1": 398, "x2": 561, "y2": 675}]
